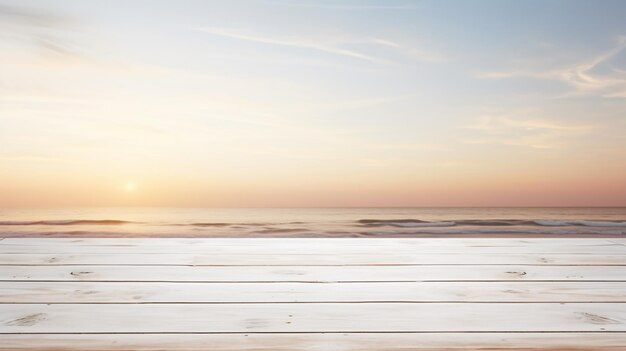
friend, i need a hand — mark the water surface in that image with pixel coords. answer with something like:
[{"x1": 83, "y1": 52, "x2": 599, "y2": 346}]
[{"x1": 1, "y1": 207, "x2": 625, "y2": 237}]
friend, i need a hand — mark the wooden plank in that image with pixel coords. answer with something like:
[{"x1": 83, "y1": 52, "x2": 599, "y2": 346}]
[
  {"x1": 2, "y1": 281, "x2": 625, "y2": 303},
  {"x1": 3, "y1": 265, "x2": 624, "y2": 282},
  {"x1": 1, "y1": 239, "x2": 624, "y2": 350},
  {"x1": 1, "y1": 253, "x2": 624, "y2": 265},
  {"x1": 2, "y1": 243, "x2": 625, "y2": 254},
  {"x1": 2, "y1": 237, "x2": 622, "y2": 247},
  {"x1": 1, "y1": 303, "x2": 625, "y2": 333},
  {"x1": 2, "y1": 333, "x2": 626, "y2": 351}
]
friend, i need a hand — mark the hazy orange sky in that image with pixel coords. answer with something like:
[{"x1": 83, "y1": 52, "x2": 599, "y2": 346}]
[{"x1": 1, "y1": 0, "x2": 626, "y2": 207}]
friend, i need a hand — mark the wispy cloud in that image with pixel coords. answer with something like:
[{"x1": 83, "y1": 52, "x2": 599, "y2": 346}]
[
  {"x1": 463, "y1": 115, "x2": 596, "y2": 149},
  {"x1": 0, "y1": 3, "x2": 77, "y2": 58},
  {"x1": 475, "y1": 36, "x2": 626, "y2": 98},
  {"x1": 369, "y1": 37, "x2": 449, "y2": 62},
  {"x1": 198, "y1": 27, "x2": 389, "y2": 64},
  {"x1": 198, "y1": 27, "x2": 448, "y2": 65}
]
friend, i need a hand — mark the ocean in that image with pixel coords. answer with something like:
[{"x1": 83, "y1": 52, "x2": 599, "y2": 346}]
[{"x1": 1, "y1": 207, "x2": 625, "y2": 237}]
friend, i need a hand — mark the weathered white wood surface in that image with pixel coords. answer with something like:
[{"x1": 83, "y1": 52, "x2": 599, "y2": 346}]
[
  {"x1": 0, "y1": 238, "x2": 625, "y2": 350},
  {"x1": 2, "y1": 303, "x2": 626, "y2": 332},
  {"x1": 3, "y1": 264, "x2": 624, "y2": 282},
  {"x1": 5, "y1": 244, "x2": 626, "y2": 254},
  {"x1": 2, "y1": 237, "x2": 624, "y2": 246},
  {"x1": 2, "y1": 253, "x2": 625, "y2": 265},
  {"x1": 2, "y1": 238, "x2": 625, "y2": 257},
  {"x1": 0, "y1": 238, "x2": 626, "y2": 255},
  {"x1": 3, "y1": 281, "x2": 626, "y2": 303},
  {"x1": 2, "y1": 333, "x2": 626, "y2": 351}
]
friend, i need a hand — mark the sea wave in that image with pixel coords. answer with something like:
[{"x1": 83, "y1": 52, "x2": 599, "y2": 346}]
[
  {"x1": 1, "y1": 216, "x2": 625, "y2": 237},
  {"x1": 185, "y1": 221, "x2": 307, "y2": 227},
  {"x1": 0, "y1": 220, "x2": 134, "y2": 226},
  {"x1": 363, "y1": 228, "x2": 626, "y2": 235},
  {"x1": 188, "y1": 222, "x2": 231, "y2": 227},
  {"x1": 252, "y1": 228, "x2": 310, "y2": 234},
  {"x1": 358, "y1": 220, "x2": 456, "y2": 228},
  {"x1": 357, "y1": 219, "x2": 626, "y2": 228},
  {"x1": 0, "y1": 220, "x2": 308, "y2": 227},
  {"x1": 533, "y1": 220, "x2": 626, "y2": 227}
]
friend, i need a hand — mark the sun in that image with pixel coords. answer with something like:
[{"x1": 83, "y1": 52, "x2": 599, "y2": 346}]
[{"x1": 123, "y1": 181, "x2": 137, "y2": 192}]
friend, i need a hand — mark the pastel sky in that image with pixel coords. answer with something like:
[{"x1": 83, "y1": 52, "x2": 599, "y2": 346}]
[{"x1": 1, "y1": 0, "x2": 626, "y2": 207}]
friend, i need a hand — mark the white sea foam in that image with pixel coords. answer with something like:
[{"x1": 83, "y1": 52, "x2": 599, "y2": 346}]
[
  {"x1": 534, "y1": 220, "x2": 626, "y2": 227},
  {"x1": 388, "y1": 221, "x2": 456, "y2": 227}
]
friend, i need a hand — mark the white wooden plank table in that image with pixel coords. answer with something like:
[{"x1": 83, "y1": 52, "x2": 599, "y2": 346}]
[{"x1": 1, "y1": 238, "x2": 625, "y2": 350}]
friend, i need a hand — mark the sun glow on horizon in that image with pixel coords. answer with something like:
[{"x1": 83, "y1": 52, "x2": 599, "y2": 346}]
[{"x1": 123, "y1": 181, "x2": 137, "y2": 193}]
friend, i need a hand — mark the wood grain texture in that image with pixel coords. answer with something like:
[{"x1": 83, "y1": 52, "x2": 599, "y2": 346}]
[
  {"x1": 2, "y1": 241, "x2": 626, "y2": 254},
  {"x1": 1, "y1": 238, "x2": 625, "y2": 350},
  {"x1": 3, "y1": 265, "x2": 624, "y2": 282},
  {"x1": 2, "y1": 333, "x2": 626, "y2": 351},
  {"x1": 2, "y1": 281, "x2": 625, "y2": 303},
  {"x1": 2, "y1": 253, "x2": 625, "y2": 265},
  {"x1": 2, "y1": 237, "x2": 624, "y2": 247},
  {"x1": 1, "y1": 303, "x2": 625, "y2": 333}
]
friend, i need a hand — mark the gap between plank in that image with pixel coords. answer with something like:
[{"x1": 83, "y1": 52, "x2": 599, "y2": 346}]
[
  {"x1": 3, "y1": 279, "x2": 625, "y2": 283},
  {"x1": 2, "y1": 301, "x2": 625, "y2": 305},
  {"x1": 2, "y1": 264, "x2": 626, "y2": 267},
  {"x1": 3, "y1": 331, "x2": 626, "y2": 335}
]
